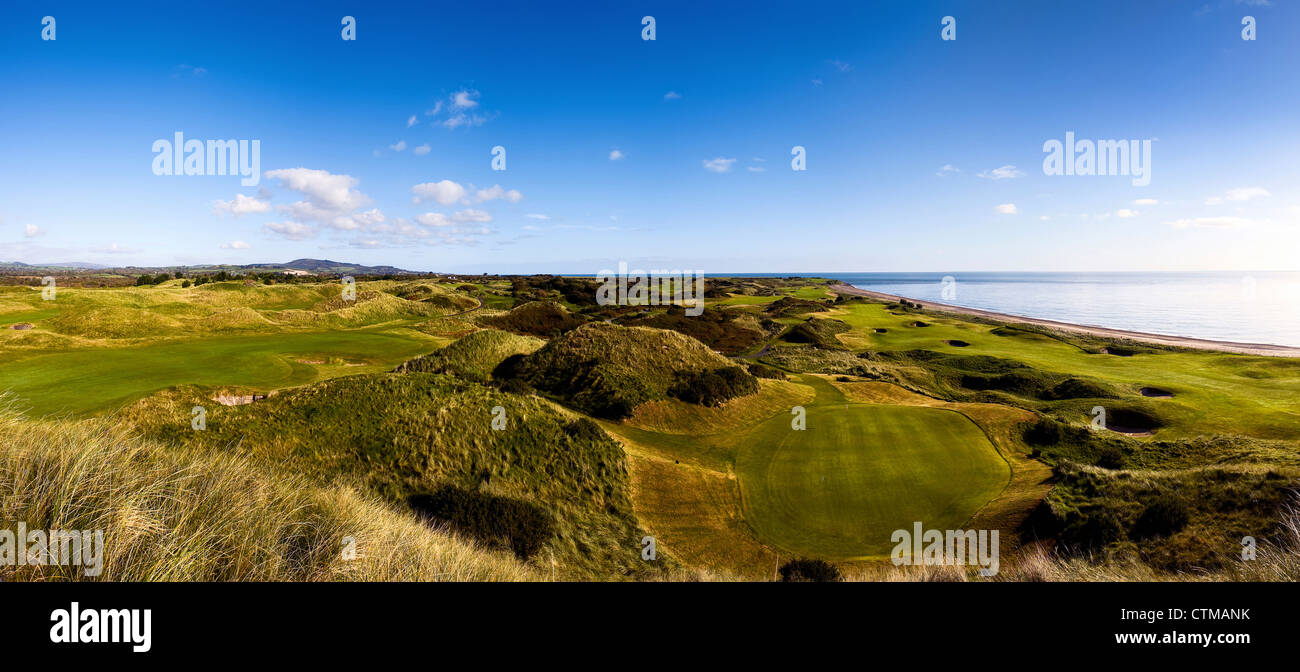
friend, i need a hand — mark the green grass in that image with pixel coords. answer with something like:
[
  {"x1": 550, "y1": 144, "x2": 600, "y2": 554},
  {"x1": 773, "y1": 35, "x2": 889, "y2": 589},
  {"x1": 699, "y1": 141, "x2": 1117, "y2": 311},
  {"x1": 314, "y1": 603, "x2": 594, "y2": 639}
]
[
  {"x1": 829, "y1": 301, "x2": 1300, "y2": 441},
  {"x1": 735, "y1": 390, "x2": 1008, "y2": 559},
  {"x1": 0, "y1": 329, "x2": 434, "y2": 415}
]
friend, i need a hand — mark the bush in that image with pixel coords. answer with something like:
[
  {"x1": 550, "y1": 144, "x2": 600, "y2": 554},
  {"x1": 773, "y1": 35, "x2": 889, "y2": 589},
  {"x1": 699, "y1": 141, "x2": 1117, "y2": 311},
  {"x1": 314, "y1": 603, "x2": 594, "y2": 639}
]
[
  {"x1": 408, "y1": 486, "x2": 554, "y2": 560},
  {"x1": 181, "y1": 280, "x2": 192, "y2": 288},
  {"x1": 778, "y1": 558, "x2": 842, "y2": 582},
  {"x1": 1131, "y1": 493, "x2": 1189, "y2": 540},
  {"x1": 492, "y1": 377, "x2": 533, "y2": 396},
  {"x1": 746, "y1": 363, "x2": 785, "y2": 380},
  {"x1": 1060, "y1": 508, "x2": 1125, "y2": 551},
  {"x1": 1094, "y1": 445, "x2": 1125, "y2": 470},
  {"x1": 669, "y1": 366, "x2": 759, "y2": 407},
  {"x1": 1023, "y1": 418, "x2": 1063, "y2": 446},
  {"x1": 563, "y1": 418, "x2": 606, "y2": 444}
]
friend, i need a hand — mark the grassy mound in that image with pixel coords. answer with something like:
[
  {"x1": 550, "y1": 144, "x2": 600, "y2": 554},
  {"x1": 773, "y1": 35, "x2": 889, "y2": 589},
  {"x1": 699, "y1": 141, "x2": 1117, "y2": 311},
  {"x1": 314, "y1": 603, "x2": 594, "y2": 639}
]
[
  {"x1": 762, "y1": 296, "x2": 829, "y2": 317},
  {"x1": 513, "y1": 322, "x2": 749, "y2": 418},
  {"x1": 0, "y1": 405, "x2": 535, "y2": 581},
  {"x1": 618, "y1": 306, "x2": 764, "y2": 355},
  {"x1": 780, "y1": 317, "x2": 851, "y2": 349},
  {"x1": 395, "y1": 329, "x2": 545, "y2": 381},
  {"x1": 1030, "y1": 462, "x2": 1297, "y2": 571},
  {"x1": 121, "y1": 372, "x2": 654, "y2": 578},
  {"x1": 481, "y1": 300, "x2": 585, "y2": 337}
]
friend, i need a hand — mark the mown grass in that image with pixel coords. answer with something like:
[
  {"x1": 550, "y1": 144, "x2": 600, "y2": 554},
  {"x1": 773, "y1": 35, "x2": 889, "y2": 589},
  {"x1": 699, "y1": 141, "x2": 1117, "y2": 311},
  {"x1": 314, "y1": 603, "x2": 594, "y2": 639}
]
[
  {"x1": 0, "y1": 330, "x2": 434, "y2": 416},
  {"x1": 737, "y1": 401, "x2": 1008, "y2": 559}
]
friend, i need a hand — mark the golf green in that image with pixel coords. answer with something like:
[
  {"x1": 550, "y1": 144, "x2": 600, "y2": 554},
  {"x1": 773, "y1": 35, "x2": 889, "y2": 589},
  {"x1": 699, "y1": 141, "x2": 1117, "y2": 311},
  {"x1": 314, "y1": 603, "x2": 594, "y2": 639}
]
[{"x1": 736, "y1": 403, "x2": 1009, "y2": 559}]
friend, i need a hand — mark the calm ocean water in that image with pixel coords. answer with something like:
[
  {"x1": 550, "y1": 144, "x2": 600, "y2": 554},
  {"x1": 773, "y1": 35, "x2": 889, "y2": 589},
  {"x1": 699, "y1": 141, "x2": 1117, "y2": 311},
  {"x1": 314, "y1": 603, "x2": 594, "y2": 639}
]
[{"x1": 813, "y1": 272, "x2": 1300, "y2": 348}]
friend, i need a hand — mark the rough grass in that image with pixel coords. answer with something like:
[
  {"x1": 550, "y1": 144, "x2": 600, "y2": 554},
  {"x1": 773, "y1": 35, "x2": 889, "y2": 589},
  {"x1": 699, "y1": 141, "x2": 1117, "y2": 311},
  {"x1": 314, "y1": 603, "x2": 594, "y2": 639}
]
[
  {"x1": 396, "y1": 329, "x2": 544, "y2": 381},
  {"x1": 480, "y1": 300, "x2": 585, "y2": 337},
  {"x1": 120, "y1": 372, "x2": 657, "y2": 579},
  {"x1": 0, "y1": 404, "x2": 536, "y2": 581},
  {"x1": 515, "y1": 322, "x2": 739, "y2": 417}
]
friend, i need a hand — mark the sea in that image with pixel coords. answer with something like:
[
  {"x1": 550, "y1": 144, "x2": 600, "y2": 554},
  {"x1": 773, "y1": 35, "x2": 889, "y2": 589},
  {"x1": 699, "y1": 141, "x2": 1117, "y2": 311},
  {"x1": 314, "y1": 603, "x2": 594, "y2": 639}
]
[{"x1": 761, "y1": 272, "x2": 1300, "y2": 348}]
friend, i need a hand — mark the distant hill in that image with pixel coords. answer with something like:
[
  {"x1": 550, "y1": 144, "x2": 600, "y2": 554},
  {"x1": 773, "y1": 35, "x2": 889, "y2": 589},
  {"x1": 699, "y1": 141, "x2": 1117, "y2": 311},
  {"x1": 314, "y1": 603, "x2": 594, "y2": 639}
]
[
  {"x1": 0, "y1": 261, "x2": 110, "y2": 270},
  {"x1": 2, "y1": 258, "x2": 420, "y2": 275},
  {"x1": 250, "y1": 258, "x2": 419, "y2": 275}
]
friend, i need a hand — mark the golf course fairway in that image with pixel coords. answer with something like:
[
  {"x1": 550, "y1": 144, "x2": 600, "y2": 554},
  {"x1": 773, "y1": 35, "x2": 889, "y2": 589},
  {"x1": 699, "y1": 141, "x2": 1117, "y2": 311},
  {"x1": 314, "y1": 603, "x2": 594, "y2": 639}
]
[{"x1": 736, "y1": 401, "x2": 1009, "y2": 559}]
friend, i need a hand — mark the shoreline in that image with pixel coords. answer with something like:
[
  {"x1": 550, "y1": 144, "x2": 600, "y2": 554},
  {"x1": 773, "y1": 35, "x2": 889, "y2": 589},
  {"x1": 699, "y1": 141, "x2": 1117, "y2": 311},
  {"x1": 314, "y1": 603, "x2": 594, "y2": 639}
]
[{"x1": 829, "y1": 283, "x2": 1300, "y2": 358}]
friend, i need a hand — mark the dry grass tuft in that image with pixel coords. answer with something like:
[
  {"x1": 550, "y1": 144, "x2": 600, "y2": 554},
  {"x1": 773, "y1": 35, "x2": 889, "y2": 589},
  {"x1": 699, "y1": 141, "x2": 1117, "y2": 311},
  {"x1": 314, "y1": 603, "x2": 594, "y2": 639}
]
[{"x1": 0, "y1": 402, "x2": 536, "y2": 582}]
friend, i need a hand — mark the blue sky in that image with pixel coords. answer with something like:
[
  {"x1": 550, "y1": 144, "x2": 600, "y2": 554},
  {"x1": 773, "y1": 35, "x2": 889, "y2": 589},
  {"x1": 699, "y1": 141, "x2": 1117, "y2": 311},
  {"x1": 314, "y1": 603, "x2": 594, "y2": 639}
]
[{"x1": 1, "y1": 0, "x2": 1296, "y2": 273}]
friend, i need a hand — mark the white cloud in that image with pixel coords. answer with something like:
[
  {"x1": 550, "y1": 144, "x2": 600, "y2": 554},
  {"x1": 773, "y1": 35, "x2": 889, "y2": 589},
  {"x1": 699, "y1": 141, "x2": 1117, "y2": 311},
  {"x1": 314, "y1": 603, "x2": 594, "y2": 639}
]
[
  {"x1": 263, "y1": 221, "x2": 316, "y2": 240},
  {"x1": 220, "y1": 240, "x2": 252, "y2": 250},
  {"x1": 212, "y1": 193, "x2": 272, "y2": 217},
  {"x1": 703, "y1": 157, "x2": 736, "y2": 173},
  {"x1": 978, "y1": 165, "x2": 1025, "y2": 180},
  {"x1": 452, "y1": 89, "x2": 479, "y2": 109},
  {"x1": 1116, "y1": 209, "x2": 1138, "y2": 218},
  {"x1": 442, "y1": 114, "x2": 486, "y2": 130},
  {"x1": 389, "y1": 140, "x2": 407, "y2": 152},
  {"x1": 609, "y1": 149, "x2": 625, "y2": 161},
  {"x1": 452, "y1": 209, "x2": 492, "y2": 223},
  {"x1": 936, "y1": 164, "x2": 960, "y2": 177},
  {"x1": 413, "y1": 144, "x2": 431, "y2": 156},
  {"x1": 475, "y1": 184, "x2": 523, "y2": 203},
  {"x1": 413, "y1": 212, "x2": 492, "y2": 245},
  {"x1": 829, "y1": 59, "x2": 852, "y2": 72},
  {"x1": 265, "y1": 168, "x2": 370, "y2": 212},
  {"x1": 417, "y1": 213, "x2": 452, "y2": 227},
  {"x1": 327, "y1": 208, "x2": 386, "y2": 231},
  {"x1": 525, "y1": 213, "x2": 550, "y2": 220},
  {"x1": 24, "y1": 223, "x2": 43, "y2": 238},
  {"x1": 406, "y1": 115, "x2": 417, "y2": 128},
  {"x1": 1206, "y1": 186, "x2": 1270, "y2": 205},
  {"x1": 425, "y1": 101, "x2": 443, "y2": 116},
  {"x1": 664, "y1": 91, "x2": 681, "y2": 100},
  {"x1": 91, "y1": 243, "x2": 139, "y2": 254},
  {"x1": 747, "y1": 166, "x2": 766, "y2": 173},
  {"x1": 995, "y1": 203, "x2": 1018, "y2": 214},
  {"x1": 411, "y1": 179, "x2": 468, "y2": 205},
  {"x1": 1167, "y1": 216, "x2": 1253, "y2": 229},
  {"x1": 1133, "y1": 198, "x2": 1159, "y2": 206}
]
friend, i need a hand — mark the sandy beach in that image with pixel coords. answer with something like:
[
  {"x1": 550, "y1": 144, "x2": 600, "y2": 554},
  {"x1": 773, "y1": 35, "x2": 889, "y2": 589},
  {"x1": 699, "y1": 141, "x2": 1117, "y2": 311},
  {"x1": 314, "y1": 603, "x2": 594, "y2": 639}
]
[{"x1": 830, "y1": 283, "x2": 1300, "y2": 358}]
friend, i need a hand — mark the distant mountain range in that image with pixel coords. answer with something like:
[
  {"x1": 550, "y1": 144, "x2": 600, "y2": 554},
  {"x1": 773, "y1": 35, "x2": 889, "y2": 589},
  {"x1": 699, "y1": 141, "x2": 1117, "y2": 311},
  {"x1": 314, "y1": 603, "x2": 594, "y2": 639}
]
[{"x1": 0, "y1": 258, "x2": 420, "y2": 275}]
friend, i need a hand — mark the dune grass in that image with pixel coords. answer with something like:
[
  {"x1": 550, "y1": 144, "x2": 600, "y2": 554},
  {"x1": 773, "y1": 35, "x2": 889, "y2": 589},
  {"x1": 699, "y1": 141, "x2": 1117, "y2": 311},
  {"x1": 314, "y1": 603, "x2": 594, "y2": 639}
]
[{"x1": 0, "y1": 403, "x2": 537, "y2": 581}]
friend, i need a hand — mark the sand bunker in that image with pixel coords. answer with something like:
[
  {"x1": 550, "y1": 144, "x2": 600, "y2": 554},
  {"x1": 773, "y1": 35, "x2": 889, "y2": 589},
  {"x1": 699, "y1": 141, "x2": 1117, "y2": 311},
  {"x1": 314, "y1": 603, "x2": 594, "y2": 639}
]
[
  {"x1": 1107, "y1": 426, "x2": 1154, "y2": 437},
  {"x1": 1140, "y1": 387, "x2": 1174, "y2": 398},
  {"x1": 1101, "y1": 347, "x2": 1134, "y2": 357},
  {"x1": 213, "y1": 392, "x2": 275, "y2": 406},
  {"x1": 945, "y1": 339, "x2": 970, "y2": 347},
  {"x1": 10, "y1": 323, "x2": 33, "y2": 330},
  {"x1": 874, "y1": 328, "x2": 888, "y2": 333},
  {"x1": 911, "y1": 321, "x2": 929, "y2": 327}
]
